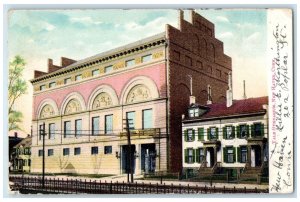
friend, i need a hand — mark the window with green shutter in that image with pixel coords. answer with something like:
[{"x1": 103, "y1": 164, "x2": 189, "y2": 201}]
[
  {"x1": 195, "y1": 148, "x2": 200, "y2": 163},
  {"x1": 223, "y1": 147, "x2": 228, "y2": 163},
  {"x1": 236, "y1": 125, "x2": 240, "y2": 138},
  {"x1": 207, "y1": 128, "x2": 210, "y2": 140},
  {"x1": 223, "y1": 127, "x2": 226, "y2": 139},
  {"x1": 184, "y1": 149, "x2": 188, "y2": 163},
  {"x1": 237, "y1": 147, "x2": 241, "y2": 163},
  {"x1": 233, "y1": 147, "x2": 236, "y2": 162},
  {"x1": 184, "y1": 130, "x2": 188, "y2": 142},
  {"x1": 192, "y1": 149, "x2": 196, "y2": 163},
  {"x1": 216, "y1": 127, "x2": 219, "y2": 139},
  {"x1": 250, "y1": 124, "x2": 254, "y2": 137},
  {"x1": 198, "y1": 128, "x2": 204, "y2": 141},
  {"x1": 192, "y1": 129, "x2": 195, "y2": 141},
  {"x1": 226, "y1": 147, "x2": 234, "y2": 163},
  {"x1": 260, "y1": 123, "x2": 264, "y2": 136}
]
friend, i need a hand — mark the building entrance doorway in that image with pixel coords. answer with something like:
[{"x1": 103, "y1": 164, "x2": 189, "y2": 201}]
[
  {"x1": 141, "y1": 144, "x2": 156, "y2": 174},
  {"x1": 206, "y1": 147, "x2": 215, "y2": 167},
  {"x1": 121, "y1": 145, "x2": 136, "y2": 174}
]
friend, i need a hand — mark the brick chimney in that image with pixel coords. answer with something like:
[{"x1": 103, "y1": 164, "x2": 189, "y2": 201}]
[{"x1": 226, "y1": 72, "x2": 233, "y2": 107}]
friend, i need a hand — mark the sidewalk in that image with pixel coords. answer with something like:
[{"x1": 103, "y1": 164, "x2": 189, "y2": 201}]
[{"x1": 10, "y1": 173, "x2": 268, "y2": 190}]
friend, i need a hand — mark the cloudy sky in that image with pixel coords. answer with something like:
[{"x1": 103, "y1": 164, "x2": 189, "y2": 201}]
[{"x1": 8, "y1": 9, "x2": 268, "y2": 136}]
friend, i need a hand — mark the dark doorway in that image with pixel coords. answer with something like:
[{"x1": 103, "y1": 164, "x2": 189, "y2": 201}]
[
  {"x1": 254, "y1": 145, "x2": 262, "y2": 167},
  {"x1": 207, "y1": 147, "x2": 215, "y2": 167},
  {"x1": 121, "y1": 145, "x2": 136, "y2": 174},
  {"x1": 141, "y1": 144, "x2": 156, "y2": 174}
]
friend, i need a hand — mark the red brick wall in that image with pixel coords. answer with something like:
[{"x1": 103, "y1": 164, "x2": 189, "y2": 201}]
[{"x1": 166, "y1": 11, "x2": 232, "y2": 172}]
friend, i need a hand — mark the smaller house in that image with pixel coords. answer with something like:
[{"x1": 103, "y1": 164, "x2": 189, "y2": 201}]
[
  {"x1": 182, "y1": 74, "x2": 268, "y2": 183},
  {"x1": 11, "y1": 135, "x2": 32, "y2": 173}
]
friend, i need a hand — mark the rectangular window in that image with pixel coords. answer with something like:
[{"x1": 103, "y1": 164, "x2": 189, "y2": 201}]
[
  {"x1": 92, "y1": 69, "x2": 100, "y2": 76},
  {"x1": 91, "y1": 147, "x2": 98, "y2": 155},
  {"x1": 142, "y1": 54, "x2": 152, "y2": 63},
  {"x1": 226, "y1": 126, "x2": 233, "y2": 139},
  {"x1": 187, "y1": 129, "x2": 194, "y2": 141},
  {"x1": 40, "y1": 85, "x2": 46, "y2": 90},
  {"x1": 254, "y1": 123, "x2": 262, "y2": 136},
  {"x1": 48, "y1": 123, "x2": 55, "y2": 139},
  {"x1": 241, "y1": 146, "x2": 247, "y2": 163},
  {"x1": 75, "y1": 74, "x2": 82, "y2": 81},
  {"x1": 74, "y1": 147, "x2": 81, "y2": 155},
  {"x1": 75, "y1": 119, "x2": 82, "y2": 137},
  {"x1": 126, "y1": 111, "x2": 135, "y2": 130},
  {"x1": 189, "y1": 108, "x2": 199, "y2": 118},
  {"x1": 227, "y1": 147, "x2": 234, "y2": 163},
  {"x1": 105, "y1": 65, "x2": 113, "y2": 73},
  {"x1": 142, "y1": 109, "x2": 153, "y2": 129},
  {"x1": 39, "y1": 124, "x2": 44, "y2": 140},
  {"x1": 210, "y1": 127, "x2": 217, "y2": 139},
  {"x1": 64, "y1": 121, "x2": 71, "y2": 138},
  {"x1": 38, "y1": 150, "x2": 43, "y2": 157},
  {"x1": 63, "y1": 148, "x2": 70, "y2": 156},
  {"x1": 188, "y1": 149, "x2": 194, "y2": 163},
  {"x1": 125, "y1": 59, "x2": 135, "y2": 67},
  {"x1": 49, "y1": 82, "x2": 56, "y2": 88},
  {"x1": 92, "y1": 117, "x2": 100, "y2": 135},
  {"x1": 199, "y1": 148, "x2": 205, "y2": 163},
  {"x1": 64, "y1": 77, "x2": 71, "y2": 84},
  {"x1": 105, "y1": 115, "x2": 113, "y2": 134},
  {"x1": 240, "y1": 124, "x2": 247, "y2": 138},
  {"x1": 48, "y1": 149, "x2": 54, "y2": 156},
  {"x1": 104, "y1": 146, "x2": 112, "y2": 154}
]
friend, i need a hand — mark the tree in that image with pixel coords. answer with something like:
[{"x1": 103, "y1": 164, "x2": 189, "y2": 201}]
[{"x1": 8, "y1": 55, "x2": 28, "y2": 131}]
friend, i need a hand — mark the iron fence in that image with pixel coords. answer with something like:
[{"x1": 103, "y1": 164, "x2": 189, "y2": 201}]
[{"x1": 9, "y1": 176, "x2": 268, "y2": 194}]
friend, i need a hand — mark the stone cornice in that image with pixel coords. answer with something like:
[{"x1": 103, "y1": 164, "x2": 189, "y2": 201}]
[{"x1": 31, "y1": 33, "x2": 166, "y2": 84}]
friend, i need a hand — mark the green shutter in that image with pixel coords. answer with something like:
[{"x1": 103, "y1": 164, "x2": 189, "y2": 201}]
[
  {"x1": 207, "y1": 128, "x2": 210, "y2": 140},
  {"x1": 233, "y1": 147, "x2": 236, "y2": 162},
  {"x1": 260, "y1": 123, "x2": 264, "y2": 136},
  {"x1": 216, "y1": 128, "x2": 219, "y2": 139},
  {"x1": 192, "y1": 129, "x2": 195, "y2": 141},
  {"x1": 198, "y1": 128, "x2": 204, "y2": 141},
  {"x1": 237, "y1": 147, "x2": 241, "y2": 163},
  {"x1": 192, "y1": 149, "x2": 196, "y2": 163},
  {"x1": 184, "y1": 149, "x2": 188, "y2": 163},
  {"x1": 184, "y1": 130, "x2": 188, "y2": 142},
  {"x1": 196, "y1": 148, "x2": 200, "y2": 163},
  {"x1": 223, "y1": 147, "x2": 228, "y2": 163},
  {"x1": 236, "y1": 125, "x2": 240, "y2": 138},
  {"x1": 232, "y1": 126, "x2": 236, "y2": 138},
  {"x1": 250, "y1": 125, "x2": 254, "y2": 137},
  {"x1": 246, "y1": 125, "x2": 250, "y2": 137},
  {"x1": 223, "y1": 127, "x2": 226, "y2": 139}
]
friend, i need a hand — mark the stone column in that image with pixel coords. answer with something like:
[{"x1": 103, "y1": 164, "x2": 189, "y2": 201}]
[{"x1": 214, "y1": 146, "x2": 217, "y2": 165}]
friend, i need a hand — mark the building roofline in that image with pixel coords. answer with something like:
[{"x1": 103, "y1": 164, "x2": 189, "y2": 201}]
[
  {"x1": 182, "y1": 110, "x2": 267, "y2": 123},
  {"x1": 31, "y1": 32, "x2": 166, "y2": 83}
]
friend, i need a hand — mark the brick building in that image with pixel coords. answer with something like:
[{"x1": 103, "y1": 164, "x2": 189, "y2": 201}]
[{"x1": 30, "y1": 10, "x2": 231, "y2": 175}]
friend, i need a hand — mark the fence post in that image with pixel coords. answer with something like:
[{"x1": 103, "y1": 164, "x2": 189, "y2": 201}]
[
  {"x1": 171, "y1": 183, "x2": 173, "y2": 193},
  {"x1": 234, "y1": 186, "x2": 236, "y2": 193},
  {"x1": 149, "y1": 182, "x2": 151, "y2": 194},
  {"x1": 255, "y1": 187, "x2": 257, "y2": 193},
  {"x1": 204, "y1": 185, "x2": 207, "y2": 194},
  {"x1": 123, "y1": 181, "x2": 125, "y2": 193},
  {"x1": 156, "y1": 183, "x2": 159, "y2": 194},
  {"x1": 244, "y1": 187, "x2": 246, "y2": 193},
  {"x1": 179, "y1": 184, "x2": 181, "y2": 194},
  {"x1": 223, "y1": 185, "x2": 225, "y2": 193},
  {"x1": 164, "y1": 183, "x2": 166, "y2": 194},
  {"x1": 136, "y1": 181, "x2": 138, "y2": 194}
]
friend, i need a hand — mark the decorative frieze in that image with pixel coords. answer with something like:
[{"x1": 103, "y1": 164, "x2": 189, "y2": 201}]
[
  {"x1": 40, "y1": 104, "x2": 55, "y2": 118},
  {"x1": 126, "y1": 84, "x2": 151, "y2": 104},
  {"x1": 82, "y1": 71, "x2": 92, "y2": 79},
  {"x1": 92, "y1": 92, "x2": 113, "y2": 109},
  {"x1": 113, "y1": 61, "x2": 125, "y2": 70},
  {"x1": 64, "y1": 99, "x2": 82, "y2": 114},
  {"x1": 152, "y1": 51, "x2": 164, "y2": 59}
]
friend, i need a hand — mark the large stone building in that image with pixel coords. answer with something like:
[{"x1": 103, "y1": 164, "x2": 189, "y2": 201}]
[{"x1": 30, "y1": 10, "x2": 231, "y2": 175}]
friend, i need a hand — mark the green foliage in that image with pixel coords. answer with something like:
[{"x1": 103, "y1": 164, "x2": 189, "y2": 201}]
[{"x1": 8, "y1": 55, "x2": 28, "y2": 131}]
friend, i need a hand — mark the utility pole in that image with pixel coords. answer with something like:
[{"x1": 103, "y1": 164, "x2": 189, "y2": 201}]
[
  {"x1": 123, "y1": 118, "x2": 134, "y2": 183},
  {"x1": 42, "y1": 122, "x2": 45, "y2": 188}
]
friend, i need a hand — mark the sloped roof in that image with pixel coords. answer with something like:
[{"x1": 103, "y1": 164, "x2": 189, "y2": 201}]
[
  {"x1": 185, "y1": 96, "x2": 268, "y2": 121},
  {"x1": 14, "y1": 137, "x2": 32, "y2": 148}
]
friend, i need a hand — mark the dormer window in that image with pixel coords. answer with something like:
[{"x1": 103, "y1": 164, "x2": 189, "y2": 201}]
[{"x1": 189, "y1": 108, "x2": 200, "y2": 118}]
